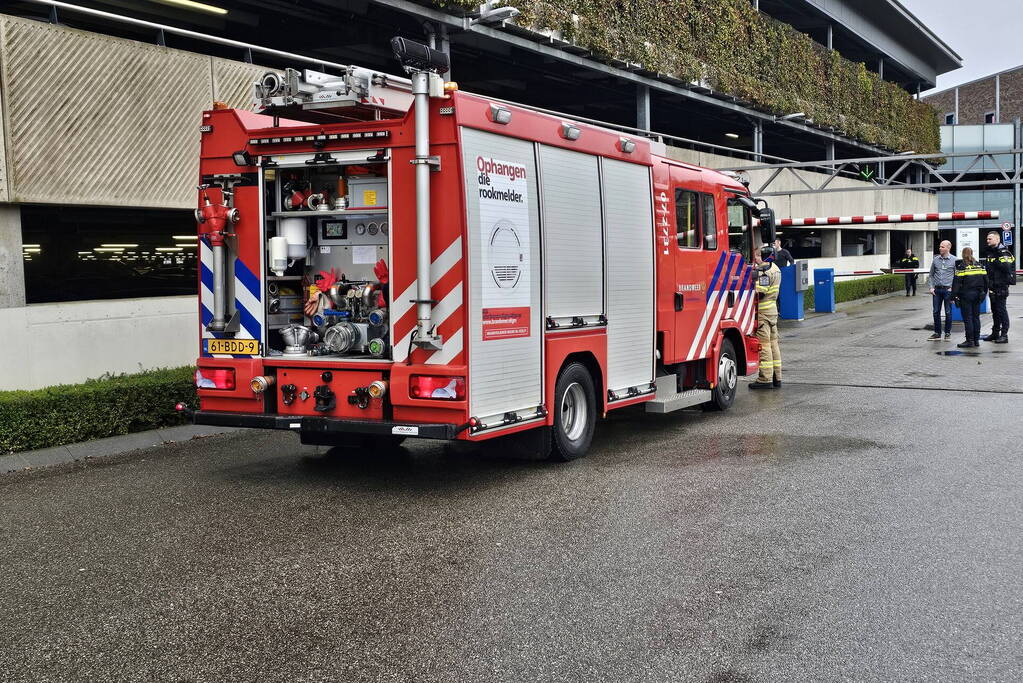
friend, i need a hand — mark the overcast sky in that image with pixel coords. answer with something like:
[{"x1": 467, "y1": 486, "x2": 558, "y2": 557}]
[{"x1": 900, "y1": 0, "x2": 1023, "y2": 93}]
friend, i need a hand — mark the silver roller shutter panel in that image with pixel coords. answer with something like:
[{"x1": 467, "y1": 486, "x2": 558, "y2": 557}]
[
  {"x1": 538, "y1": 144, "x2": 604, "y2": 319},
  {"x1": 601, "y1": 158, "x2": 655, "y2": 393}
]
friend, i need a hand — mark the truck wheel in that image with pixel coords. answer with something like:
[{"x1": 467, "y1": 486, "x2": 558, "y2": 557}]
[
  {"x1": 702, "y1": 338, "x2": 738, "y2": 412},
  {"x1": 550, "y1": 362, "x2": 597, "y2": 461}
]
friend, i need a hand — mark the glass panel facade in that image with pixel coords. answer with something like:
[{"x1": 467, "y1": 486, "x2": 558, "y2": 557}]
[
  {"x1": 20, "y1": 205, "x2": 197, "y2": 304},
  {"x1": 937, "y1": 190, "x2": 1016, "y2": 228},
  {"x1": 939, "y1": 124, "x2": 1016, "y2": 173}
]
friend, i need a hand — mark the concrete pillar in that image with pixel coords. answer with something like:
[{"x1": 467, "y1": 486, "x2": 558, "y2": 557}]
[
  {"x1": 636, "y1": 84, "x2": 650, "y2": 131},
  {"x1": 822, "y1": 228, "x2": 840, "y2": 258},
  {"x1": 876, "y1": 230, "x2": 890, "y2": 257},
  {"x1": 0, "y1": 205, "x2": 26, "y2": 308}
]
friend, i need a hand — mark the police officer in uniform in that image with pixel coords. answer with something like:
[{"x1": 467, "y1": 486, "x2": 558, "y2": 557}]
[
  {"x1": 897, "y1": 248, "x2": 920, "y2": 296},
  {"x1": 951, "y1": 247, "x2": 988, "y2": 348},
  {"x1": 982, "y1": 230, "x2": 1015, "y2": 343},
  {"x1": 751, "y1": 245, "x2": 782, "y2": 390}
]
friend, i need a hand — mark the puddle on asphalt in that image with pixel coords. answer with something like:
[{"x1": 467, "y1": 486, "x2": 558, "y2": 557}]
[{"x1": 936, "y1": 350, "x2": 981, "y2": 356}]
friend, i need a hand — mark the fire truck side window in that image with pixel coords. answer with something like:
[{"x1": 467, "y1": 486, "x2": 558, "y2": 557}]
[
  {"x1": 701, "y1": 193, "x2": 718, "y2": 250},
  {"x1": 675, "y1": 189, "x2": 700, "y2": 249},
  {"x1": 727, "y1": 199, "x2": 752, "y2": 258}
]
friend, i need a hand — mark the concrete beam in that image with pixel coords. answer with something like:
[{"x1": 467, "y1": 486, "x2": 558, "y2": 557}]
[{"x1": 0, "y1": 205, "x2": 26, "y2": 308}]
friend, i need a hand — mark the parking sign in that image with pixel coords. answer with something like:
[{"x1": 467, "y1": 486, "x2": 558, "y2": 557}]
[{"x1": 1002, "y1": 222, "x2": 1014, "y2": 246}]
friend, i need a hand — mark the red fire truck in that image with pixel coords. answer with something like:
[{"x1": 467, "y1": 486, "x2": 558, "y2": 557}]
[{"x1": 182, "y1": 38, "x2": 775, "y2": 460}]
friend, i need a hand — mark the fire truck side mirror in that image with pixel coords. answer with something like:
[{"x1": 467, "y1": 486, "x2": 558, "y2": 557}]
[
  {"x1": 756, "y1": 207, "x2": 776, "y2": 245},
  {"x1": 391, "y1": 37, "x2": 450, "y2": 74}
]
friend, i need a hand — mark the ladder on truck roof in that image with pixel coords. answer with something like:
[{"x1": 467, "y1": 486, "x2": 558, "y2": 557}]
[{"x1": 252, "y1": 66, "x2": 415, "y2": 123}]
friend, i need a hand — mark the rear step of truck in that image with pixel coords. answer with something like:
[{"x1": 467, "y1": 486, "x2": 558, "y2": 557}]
[{"x1": 645, "y1": 375, "x2": 712, "y2": 413}]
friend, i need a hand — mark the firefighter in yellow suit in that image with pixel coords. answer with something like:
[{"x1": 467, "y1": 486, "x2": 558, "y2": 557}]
[{"x1": 750, "y1": 245, "x2": 782, "y2": 390}]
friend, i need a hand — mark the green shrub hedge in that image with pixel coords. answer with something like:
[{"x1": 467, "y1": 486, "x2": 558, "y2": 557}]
[
  {"x1": 431, "y1": 0, "x2": 939, "y2": 153},
  {"x1": 804, "y1": 273, "x2": 902, "y2": 310},
  {"x1": 0, "y1": 367, "x2": 196, "y2": 454}
]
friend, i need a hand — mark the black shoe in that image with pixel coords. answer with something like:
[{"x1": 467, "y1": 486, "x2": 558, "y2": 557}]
[
  {"x1": 944, "y1": 333, "x2": 951, "y2": 340},
  {"x1": 772, "y1": 379, "x2": 782, "y2": 388},
  {"x1": 981, "y1": 334, "x2": 997, "y2": 342},
  {"x1": 749, "y1": 382, "x2": 774, "y2": 391},
  {"x1": 973, "y1": 342, "x2": 981, "y2": 347},
  {"x1": 905, "y1": 293, "x2": 910, "y2": 297},
  {"x1": 994, "y1": 336, "x2": 1008, "y2": 344},
  {"x1": 927, "y1": 334, "x2": 941, "y2": 340},
  {"x1": 957, "y1": 341, "x2": 972, "y2": 348}
]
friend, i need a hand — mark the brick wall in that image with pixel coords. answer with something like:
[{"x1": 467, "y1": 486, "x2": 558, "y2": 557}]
[
  {"x1": 957, "y1": 78, "x2": 997, "y2": 124},
  {"x1": 925, "y1": 90, "x2": 957, "y2": 122},
  {"x1": 999, "y1": 68, "x2": 1023, "y2": 122},
  {"x1": 924, "y1": 66, "x2": 1023, "y2": 124}
]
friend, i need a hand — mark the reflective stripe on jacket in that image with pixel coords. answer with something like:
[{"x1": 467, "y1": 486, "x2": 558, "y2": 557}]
[
  {"x1": 952, "y1": 260, "x2": 988, "y2": 296},
  {"x1": 756, "y1": 262, "x2": 781, "y2": 313}
]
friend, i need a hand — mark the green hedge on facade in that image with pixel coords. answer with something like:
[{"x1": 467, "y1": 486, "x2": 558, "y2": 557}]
[
  {"x1": 0, "y1": 367, "x2": 196, "y2": 454},
  {"x1": 431, "y1": 0, "x2": 940, "y2": 153},
  {"x1": 803, "y1": 273, "x2": 903, "y2": 310}
]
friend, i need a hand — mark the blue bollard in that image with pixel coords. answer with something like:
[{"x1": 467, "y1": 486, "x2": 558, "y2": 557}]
[
  {"x1": 950, "y1": 294, "x2": 989, "y2": 321},
  {"x1": 814, "y1": 268, "x2": 836, "y2": 313},
  {"x1": 778, "y1": 264, "x2": 804, "y2": 320}
]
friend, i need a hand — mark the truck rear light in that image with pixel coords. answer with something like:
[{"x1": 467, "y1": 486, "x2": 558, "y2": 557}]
[
  {"x1": 196, "y1": 368, "x2": 235, "y2": 390},
  {"x1": 409, "y1": 375, "x2": 465, "y2": 400}
]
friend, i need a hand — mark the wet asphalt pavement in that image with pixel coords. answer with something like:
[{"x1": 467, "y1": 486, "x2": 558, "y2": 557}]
[{"x1": 2, "y1": 293, "x2": 1022, "y2": 682}]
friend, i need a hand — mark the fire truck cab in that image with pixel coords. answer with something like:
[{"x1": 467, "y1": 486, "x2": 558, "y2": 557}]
[{"x1": 185, "y1": 39, "x2": 774, "y2": 460}]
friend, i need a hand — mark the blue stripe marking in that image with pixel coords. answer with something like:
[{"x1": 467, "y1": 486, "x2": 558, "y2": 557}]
[
  {"x1": 234, "y1": 258, "x2": 261, "y2": 300},
  {"x1": 200, "y1": 263, "x2": 214, "y2": 293},
  {"x1": 716, "y1": 253, "x2": 738, "y2": 295},
  {"x1": 705, "y1": 251, "x2": 729, "y2": 301},
  {"x1": 201, "y1": 302, "x2": 213, "y2": 327},
  {"x1": 236, "y1": 303, "x2": 261, "y2": 340}
]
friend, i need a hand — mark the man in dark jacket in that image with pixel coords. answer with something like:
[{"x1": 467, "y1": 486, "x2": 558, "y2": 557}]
[
  {"x1": 897, "y1": 248, "x2": 920, "y2": 296},
  {"x1": 982, "y1": 231, "x2": 1016, "y2": 343},
  {"x1": 772, "y1": 239, "x2": 794, "y2": 268}
]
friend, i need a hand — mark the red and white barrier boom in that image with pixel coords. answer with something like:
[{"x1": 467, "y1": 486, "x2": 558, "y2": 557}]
[{"x1": 779, "y1": 210, "x2": 999, "y2": 227}]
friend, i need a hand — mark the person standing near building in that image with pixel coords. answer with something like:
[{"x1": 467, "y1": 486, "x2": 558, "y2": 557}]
[
  {"x1": 750, "y1": 246, "x2": 782, "y2": 390},
  {"x1": 927, "y1": 240, "x2": 956, "y2": 341},
  {"x1": 951, "y1": 247, "x2": 988, "y2": 348},
  {"x1": 773, "y1": 238, "x2": 794, "y2": 268},
  {"x1": 897, "y1": 247, "x2": 920, "y2": 296},
  {"x1": 982, "y1": 230, "x2": 1015, "y2": 344}
]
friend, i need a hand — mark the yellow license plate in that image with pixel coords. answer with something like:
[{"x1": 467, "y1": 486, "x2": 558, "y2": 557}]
[{"x1": 206, "y1": 338, "x2": 260, "y2": 355}]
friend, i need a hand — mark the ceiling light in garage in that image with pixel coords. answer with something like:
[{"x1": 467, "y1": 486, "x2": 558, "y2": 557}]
[{"x1": 150, "y1": 0, "x2": 228, "y2": 16}]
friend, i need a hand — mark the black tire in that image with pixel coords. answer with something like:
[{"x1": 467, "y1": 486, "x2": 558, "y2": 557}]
[
  {"x1": 702, "y1": 338, "x2": 738, "y2": 412},
  {"x1": 549, "y1": 362, "x2": 597, "y2": 462}
]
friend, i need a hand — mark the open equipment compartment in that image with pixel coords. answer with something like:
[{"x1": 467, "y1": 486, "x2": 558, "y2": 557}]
[{"x1": 261, "y1": 150, "x2": 393, "y2": 361}]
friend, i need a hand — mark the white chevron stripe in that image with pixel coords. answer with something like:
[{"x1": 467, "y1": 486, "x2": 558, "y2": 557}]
[
  {"x1": 234, "y1": 276, "x2": 261, "y2": 340},
  {"x1": 426, "y1": 328, "x2": 464, "y2": 365},
  {"x1": 739, "y1": 290, "x2": 756, "y2": 334},
  {"x1": 391, "y1": 237, "x2": 463, "y2": 326},
  {"x1": 734, "y1": 290, "x2": 754, "y2": 336},
  {"x1": 393, "y1": 283, "x2": 464, "y2": 362},
  {"x1": 699, "y1": 289, "x2": 733, "y2": 358},
  {"x1": 686, "y1": 291, "x2": 720, "y2": 361}
]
